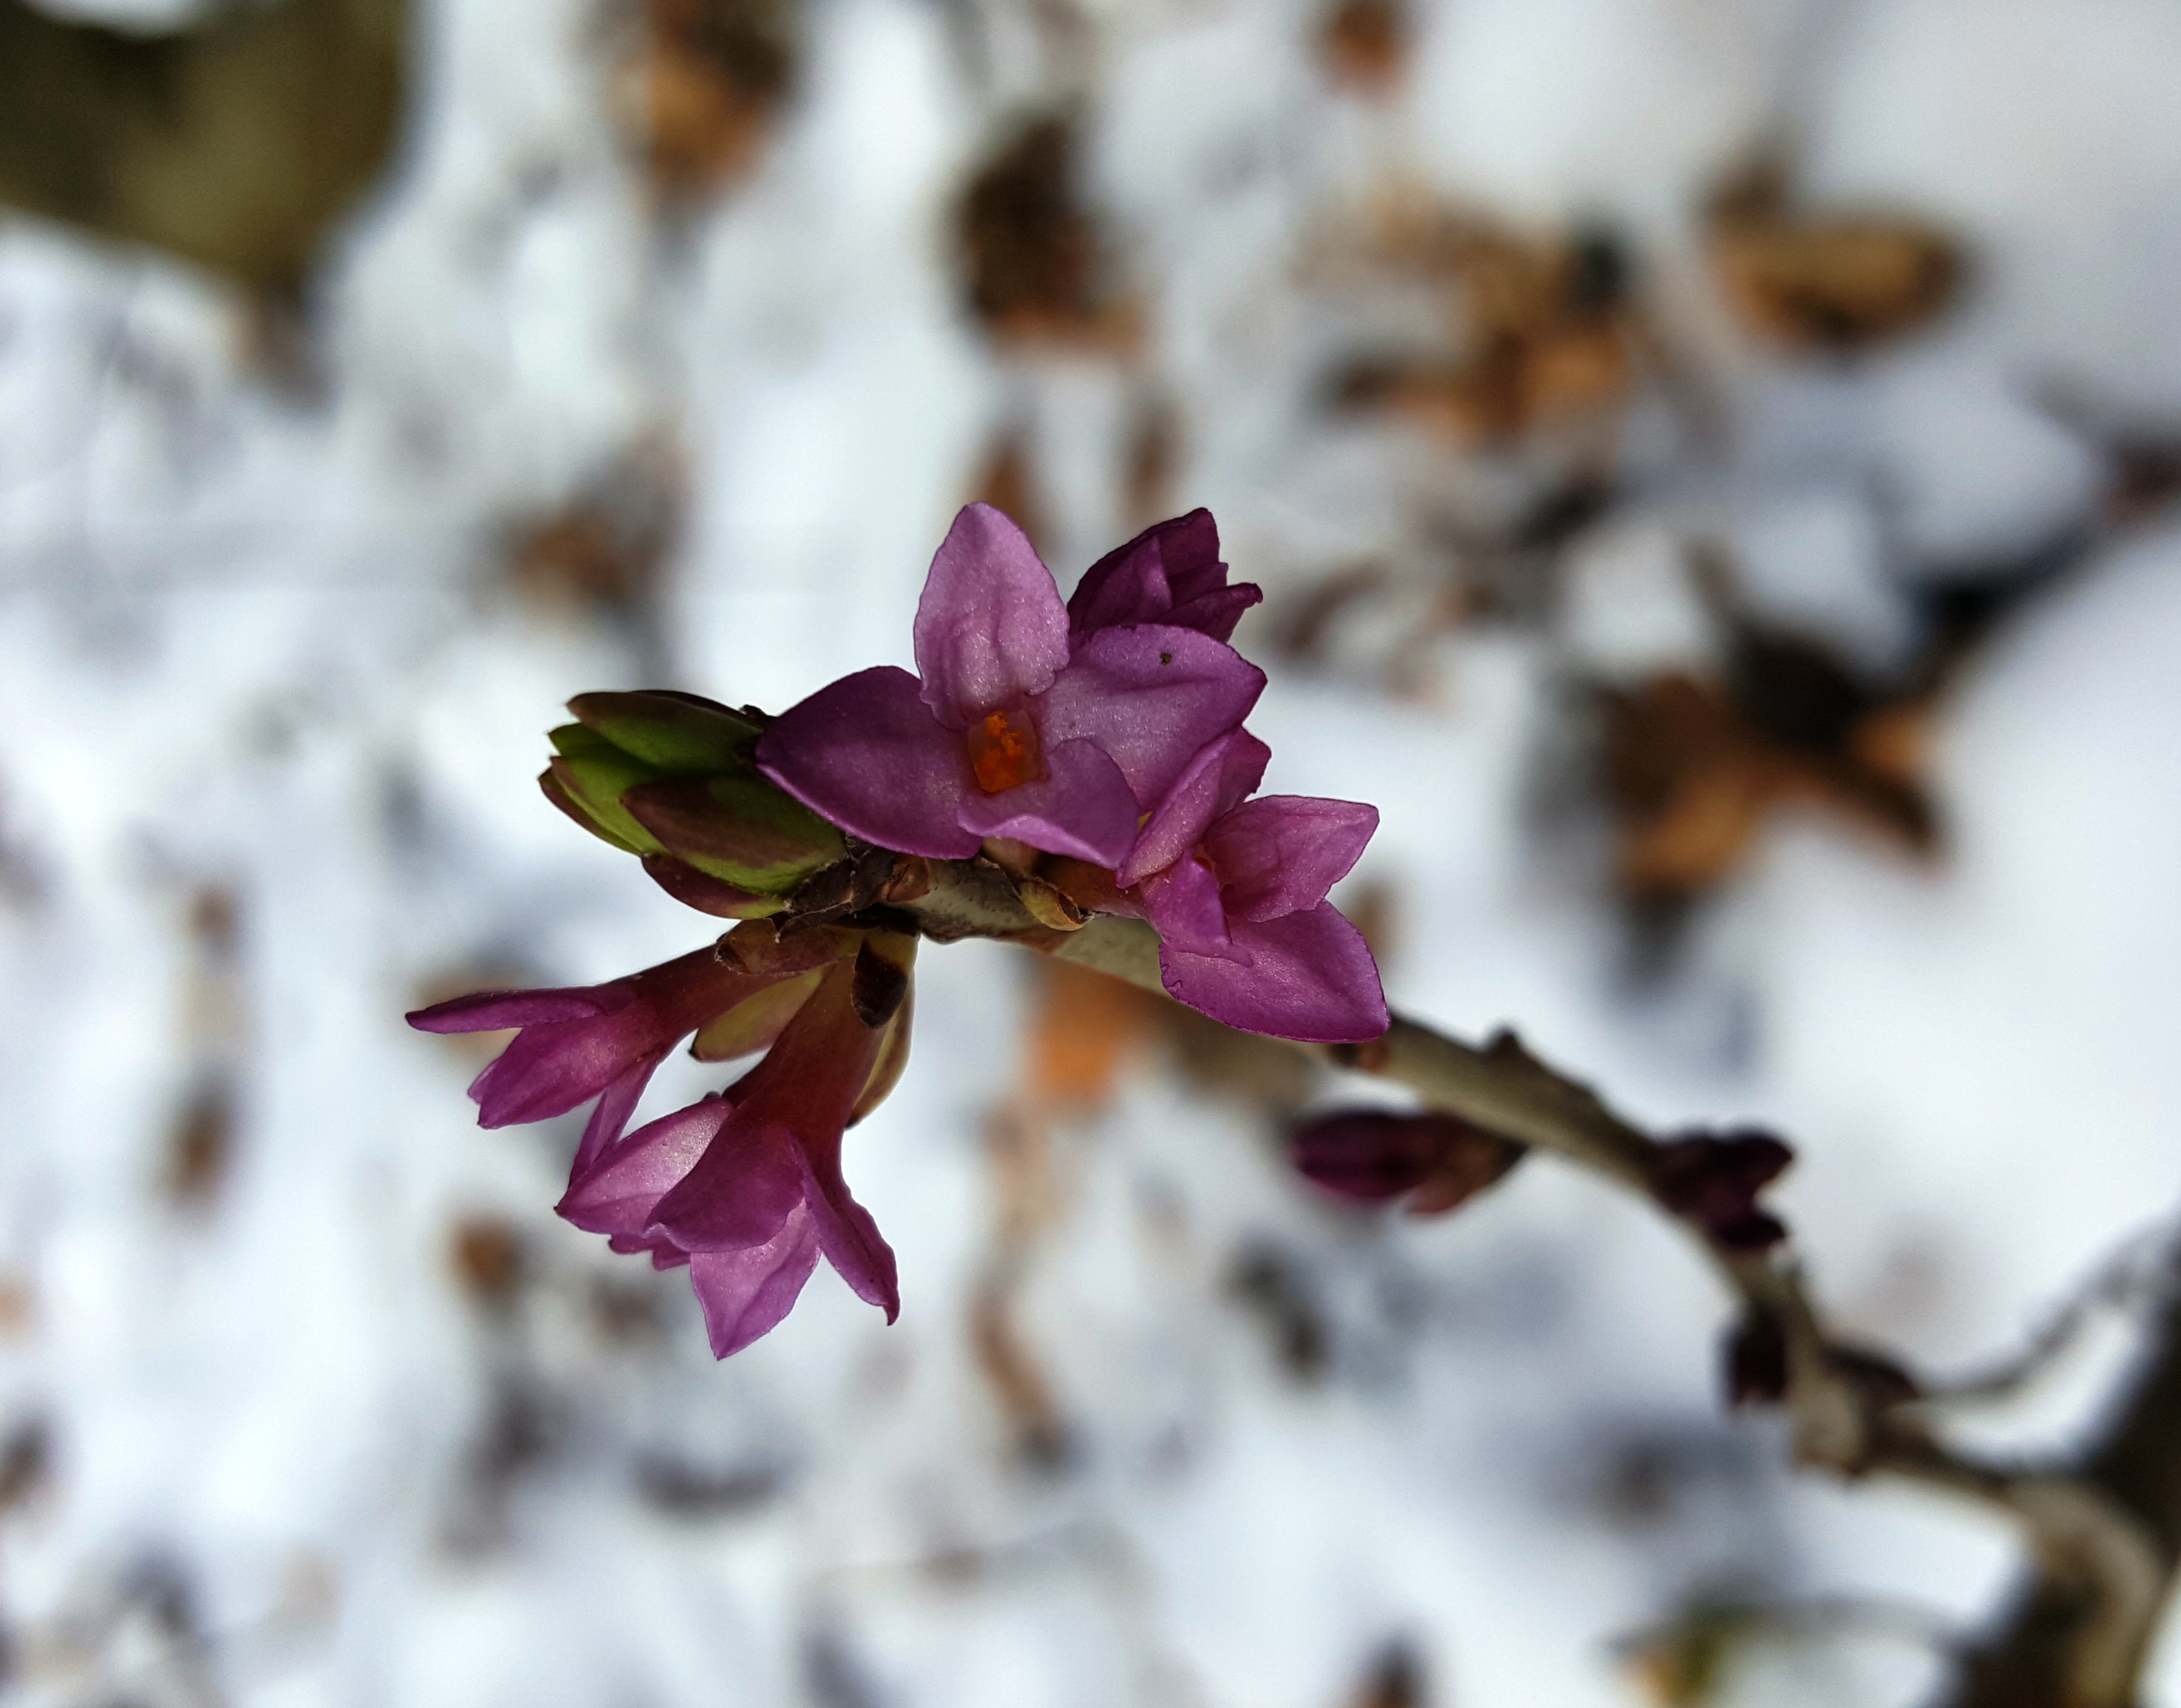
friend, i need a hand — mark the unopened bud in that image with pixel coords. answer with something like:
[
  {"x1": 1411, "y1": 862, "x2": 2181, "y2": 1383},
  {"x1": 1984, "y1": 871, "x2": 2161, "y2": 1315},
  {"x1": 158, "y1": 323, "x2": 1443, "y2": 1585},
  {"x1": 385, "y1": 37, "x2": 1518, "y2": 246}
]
[
  {"x1": 622, "y1": 776, "x2": 845, "y2": 895},
  {"x1": 566, "y1": 691, "x2": 760, "y2": 773},
  {"x1": 1291, "y1": 1109, "x2": 1524, "y2": 1214}
]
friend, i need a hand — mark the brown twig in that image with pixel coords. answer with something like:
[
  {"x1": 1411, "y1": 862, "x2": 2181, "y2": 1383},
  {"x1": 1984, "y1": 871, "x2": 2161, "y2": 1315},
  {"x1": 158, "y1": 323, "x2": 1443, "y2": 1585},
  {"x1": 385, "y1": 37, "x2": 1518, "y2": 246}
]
[
  {"x1": 1033, "y1": 912, "x2": 2174, "y2": 1708},
  {"x1": 860, "y1": 860, "x2": 2176, "y2": 1705}
]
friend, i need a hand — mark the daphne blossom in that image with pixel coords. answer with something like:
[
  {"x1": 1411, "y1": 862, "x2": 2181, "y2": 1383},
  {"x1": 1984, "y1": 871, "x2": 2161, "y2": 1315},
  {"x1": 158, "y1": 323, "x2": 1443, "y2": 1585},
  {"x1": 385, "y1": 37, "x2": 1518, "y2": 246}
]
[
  {"x1": 755, "y1": 504, "x2": 1266, "y2": 868},
  {"x1": 412, "y1": 504, "x2": 1391, "y2": 1360}
]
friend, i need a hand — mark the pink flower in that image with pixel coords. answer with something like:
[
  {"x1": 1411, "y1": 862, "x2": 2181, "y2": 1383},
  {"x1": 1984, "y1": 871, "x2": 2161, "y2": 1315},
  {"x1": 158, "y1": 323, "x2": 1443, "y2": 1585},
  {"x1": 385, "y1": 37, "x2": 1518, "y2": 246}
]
[
  {"x1": 556, "y1": 957, "x2": 901, "y2": 1356},
  {"x1": 755, "y1": 504, "x2": 1266, "y2": 868},
  {"x1": 1116, "y1": 730, "x2": 1388, "y2": 1043},
  {"x1": 406, "y1": 945, "x2": 837, "y2": 1175},
  {"x1": 1066, "y1": 509, "x2": 1263, "y2": 643}
]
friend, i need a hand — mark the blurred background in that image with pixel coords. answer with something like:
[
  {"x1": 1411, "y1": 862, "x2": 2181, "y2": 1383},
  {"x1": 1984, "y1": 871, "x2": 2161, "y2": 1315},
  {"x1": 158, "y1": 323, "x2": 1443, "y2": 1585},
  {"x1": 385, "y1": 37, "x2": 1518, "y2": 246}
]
[{"x1": 2, "y1": 0, "x2": 2181, "y2": 1703}]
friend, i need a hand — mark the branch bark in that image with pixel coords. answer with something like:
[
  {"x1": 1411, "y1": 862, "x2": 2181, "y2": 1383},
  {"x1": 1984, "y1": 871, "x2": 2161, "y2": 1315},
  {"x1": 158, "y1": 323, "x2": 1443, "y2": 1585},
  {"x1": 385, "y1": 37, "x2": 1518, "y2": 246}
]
[{"x1": 1034, "y1": 911, "x2": 2176, "y2": 1708}]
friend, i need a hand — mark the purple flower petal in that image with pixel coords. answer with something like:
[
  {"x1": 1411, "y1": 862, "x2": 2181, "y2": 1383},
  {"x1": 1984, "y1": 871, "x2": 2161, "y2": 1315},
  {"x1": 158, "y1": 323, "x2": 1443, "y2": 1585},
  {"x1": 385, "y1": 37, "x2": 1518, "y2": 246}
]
[
  {"x1": 644, "y1": 1117, "x2": 811, "y2": 1252},
  {"x1": 647, "y1": 964, "x2": 881, "y2": 1254},
  {"x1": 571, "y1": 1050, "x2": 667, "y2": 1177},
  {"x1": 1038, "y1": 625, "x2": 1266, "y2": 806},
  {"x1": 953, "y1": 736, "x2": 1140, "y2": 865},
  {"x1": 912, "y1": 504, "x2": 1070, "y2": 729},
  {"x1": 757, "y1": 666, "x2": 979, "y2": 858},
  {"x1": 460, "y1": 948, "x2": 752, "y2": 1128},
  {"x1": 689, "y1": 1205, "x2": 825, "y2": 1357},
  {"x1": 1159, "y1": 902, "x2": 1388, "y2": 1042},
  {"x1": 1141, "y1": 856, "x2": 1234, "y2": 959},
  {"x1": 1203, "y1": 796, "x2": 1378, "y2": 921},
  {"x1": 407, "y1": 987, "x2": 619, "y2": 1032},
  {"x1": 1068, "y1": 509, "x2": 1263, "y2": 643},
  {"x1": 1117, "y1": 729, "x2": 1270, "y2": 885},
  {"x1": 559, "y1": 1093, "x2": 736, "y2": 1241},
  {"x1": 799, "y1": 1156, "x2": 900, "y2": 1320}
]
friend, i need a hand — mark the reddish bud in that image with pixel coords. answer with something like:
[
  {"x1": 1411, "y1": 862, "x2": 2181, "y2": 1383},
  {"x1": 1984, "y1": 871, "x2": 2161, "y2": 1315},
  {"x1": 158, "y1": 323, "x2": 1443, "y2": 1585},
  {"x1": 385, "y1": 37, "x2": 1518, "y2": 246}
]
[
  {"x1": 1724, "y1": 1309, "x2": 1789, "y2": 1408},
  {"x1": 1650, "y1": 1128, "x2": 1793, "y2": 1251},
  {"x1": 1291, "y1": 1110, "x2": 1524, "y2": 1215}
]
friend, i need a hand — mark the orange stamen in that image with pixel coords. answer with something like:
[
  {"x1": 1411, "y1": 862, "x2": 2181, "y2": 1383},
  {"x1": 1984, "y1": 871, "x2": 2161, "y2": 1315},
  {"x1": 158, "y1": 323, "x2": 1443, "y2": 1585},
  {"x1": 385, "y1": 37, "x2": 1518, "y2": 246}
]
[{"x1": 967, "y1": 709, "x2": 1042, "y2": 793}]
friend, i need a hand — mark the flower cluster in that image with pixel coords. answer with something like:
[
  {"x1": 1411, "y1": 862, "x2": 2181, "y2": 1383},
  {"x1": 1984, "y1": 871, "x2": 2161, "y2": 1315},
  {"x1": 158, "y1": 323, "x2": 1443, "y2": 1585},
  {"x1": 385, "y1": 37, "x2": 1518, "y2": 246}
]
[
  {"x1": 411, "y1": 505, "x2": 1388, "y2": 1357},
  {"x1": 758, "y1": 504, "x2": 1387, "y2": 1043}
]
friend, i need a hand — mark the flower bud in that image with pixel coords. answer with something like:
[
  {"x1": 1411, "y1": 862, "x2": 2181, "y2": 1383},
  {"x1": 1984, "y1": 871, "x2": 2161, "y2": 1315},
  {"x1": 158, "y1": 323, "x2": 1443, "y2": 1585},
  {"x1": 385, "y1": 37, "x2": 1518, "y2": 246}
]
[
  {"x1": 566, "y1": 691, "x2": 762, "y2": 772},
  {"x1": 1290, "y1": 1109, "x2": 1524, "y2": 1214},
  {"x1": 622, "y1": 776, "x2": 844, "y2": 895},
  {"x1": 539, "y1": 692, "x2": 846, "y2": 898}
]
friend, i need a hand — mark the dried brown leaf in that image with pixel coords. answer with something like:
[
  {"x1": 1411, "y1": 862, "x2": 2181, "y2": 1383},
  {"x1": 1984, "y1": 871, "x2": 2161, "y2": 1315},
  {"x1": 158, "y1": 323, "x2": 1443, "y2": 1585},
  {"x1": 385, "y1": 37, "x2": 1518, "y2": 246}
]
[
  {"x1": 956, "y1": 114, "x2": 1137, "y2": 352},
  {"x1": 1319, "y1": 0, "x2": 1407, "y2": 95},
  {"x1": 633, "y1": 0, "x2": 796, "y2": 197},
  {"x1": 0, "y1": 0, "x2": 404, "y2": 292},
  {"x1": 1711, "y1": 216, "x2": 1959, "y2": 351}
]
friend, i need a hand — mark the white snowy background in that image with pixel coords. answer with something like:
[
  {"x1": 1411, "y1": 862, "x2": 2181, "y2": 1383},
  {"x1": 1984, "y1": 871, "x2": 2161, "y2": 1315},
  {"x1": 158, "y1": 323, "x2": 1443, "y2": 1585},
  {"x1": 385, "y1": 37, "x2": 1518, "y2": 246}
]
[{"x1": 2, "y1": 0, "x2": 2180, "y2": 1704}]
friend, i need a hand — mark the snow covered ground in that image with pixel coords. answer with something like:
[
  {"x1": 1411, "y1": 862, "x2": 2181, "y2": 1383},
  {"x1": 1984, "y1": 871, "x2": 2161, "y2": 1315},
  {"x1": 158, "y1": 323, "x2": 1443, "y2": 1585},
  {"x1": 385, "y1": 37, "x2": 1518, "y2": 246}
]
[{"x1": 3, "y1": 0, "x2": 2181, "y2": 1704}]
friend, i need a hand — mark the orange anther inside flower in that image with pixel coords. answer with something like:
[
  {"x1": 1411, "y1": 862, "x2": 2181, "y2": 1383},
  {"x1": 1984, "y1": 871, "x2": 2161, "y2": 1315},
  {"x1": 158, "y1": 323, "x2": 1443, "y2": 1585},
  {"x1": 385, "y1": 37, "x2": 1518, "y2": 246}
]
[{"x1": 967, "y1": 709, "x2": 1042, "y2": 793}]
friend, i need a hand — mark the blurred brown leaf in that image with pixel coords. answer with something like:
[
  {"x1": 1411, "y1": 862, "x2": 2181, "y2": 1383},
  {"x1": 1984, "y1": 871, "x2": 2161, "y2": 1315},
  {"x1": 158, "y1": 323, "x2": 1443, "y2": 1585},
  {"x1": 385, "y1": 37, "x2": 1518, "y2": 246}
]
[
  {"x1": 1625, "y1": 1605, "x2": 1753, "y2": 1706},
  {"x1": 972, "y1": 1106, "x2": 1069, "y2": 1467},
  {"x1": 0, "y1": 1416, "x2": 51, "y2": 1516},
  {"x1": 631, "y1": 0, "x2": 796, "y2": 197},
  {"x1": 1125, "y1": 395, "x2": 1178, "y2": 531},
  {"x1": 0, "y1": 0, "x2": 404, "y2": 292},
  {"x1": 956, "y1": 113, "x2": 1137, "y2": 352},
  {"x1": 1319, "y1": 0, "x2": 1407, "y2": 96},
  {"x1": 969, "y1": 431, "x2": 1051, "y2": 562},
  {"x1": 1343, "y1": 1640, "x2": 1427, "y2": 1708},
  {"x1": 509, "y1": 432, "x2": 683, "y2": 613},
  {"x1": 161, "y1": 1077, "x2": 236, "y2": 1208},
  {"x1": 1706, "y1": 166, "x2": 1958, "y2": 352},
  {"x1": 1226, "y1": 1238, "x2": 1328, "y2": 1381},
  {"x1": 0, "y1": 1277, "x2": 34, "y2": 1342},
  {"x1": 448, "y1": 1215, "x2": 525, "y2": 1307},
  {"x1": 1027, "y1": 957, "x2": 1156, "y2": 1111},
  {"x1": 1321, "y1": 206, "x2": 1634, "y2": 447},
  {"x1": 1600, "y1": 653, "x2": 1937, "y2": 900}
]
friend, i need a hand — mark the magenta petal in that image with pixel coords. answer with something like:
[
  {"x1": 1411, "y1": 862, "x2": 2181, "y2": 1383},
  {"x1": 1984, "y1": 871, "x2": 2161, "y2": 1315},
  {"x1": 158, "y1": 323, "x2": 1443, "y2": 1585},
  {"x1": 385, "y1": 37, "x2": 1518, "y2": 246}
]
[
  {"x1": 688, "y1": 1205, "x2": 825, "y2": 1357},
  {"x1": 801, "y1": 1164, "x2": 900, "y2": 1320},
  {"x1": 1068, "y1": 510, "x2": 1263, "y2": 643},
  {"x1": 1159, "y1": 902, "x2": 1388, "y2": 1042},
  {"x1": 408, "y1": 987, "x2": 618, "y2": 1032},
  {"x1": 470, "y1": 1022, "x2": 653, "y2": 1128},
  {"x1": 1203, "y1": 796, "x2": 1379, "y2": 921},
  {"x1": 652, "y1": 963, "x2": 881, "y2": 1251},
  {"x1": 559, "y1": 1094, "x2": 735, "y2": 1240},
  {"x1": 912, "y1": 504, "x2": 1071, "y2": 729},
  {"x1": 1142, "y1": 857, "x2": 1234, "y2": 959},
  {"x1": 571, "y1": 1050, "x2": 666, "y2": 1177},
  {"x1": 953, "y1": 737, "x2": 1140, "y2": 865},
  {"x1": 644, "y1": 1116, "x2": 811, "y2": 1251},
  {"x1": 1039, "y1": 625, "x2": 1265, "y2": 805},
  {"x1": 756, "y1": 666, "x2": 979, "y2": 857},
  {"x1": 1117, "y1": 729, "x2": 1270, "y2": 885}
]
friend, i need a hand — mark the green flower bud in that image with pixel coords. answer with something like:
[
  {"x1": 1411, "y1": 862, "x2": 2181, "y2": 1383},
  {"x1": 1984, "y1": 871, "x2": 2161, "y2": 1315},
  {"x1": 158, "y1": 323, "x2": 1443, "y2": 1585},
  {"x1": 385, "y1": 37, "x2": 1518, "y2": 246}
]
[
  {"x1": 566, "y1": 691, "x2": 760, "y2": 774},
  {"x1": 621, "y1": 774, "x2": 844, "y2": 895}
]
